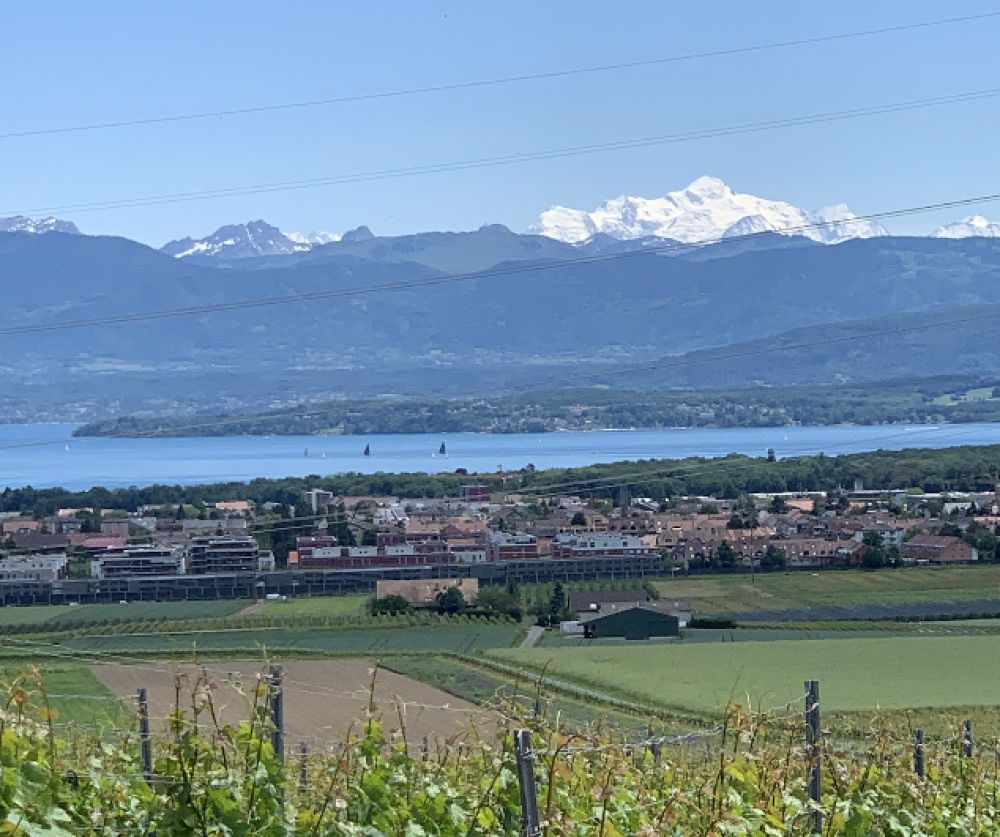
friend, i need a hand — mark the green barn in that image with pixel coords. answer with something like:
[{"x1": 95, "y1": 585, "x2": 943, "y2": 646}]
[{"x1": 580, "y1": 602, "x2": 680, "y2": 640}]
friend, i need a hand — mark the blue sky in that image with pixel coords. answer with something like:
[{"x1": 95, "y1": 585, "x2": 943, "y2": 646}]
[{"x1": 2, "y1": 1, "x2": 999, "y2": 245}]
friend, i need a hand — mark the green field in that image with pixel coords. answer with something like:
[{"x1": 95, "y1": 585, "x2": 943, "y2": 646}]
[
  {"x1": 254, "y1": 594, "x2": 367, "y2": 618},
  {"x1": 496, "y1": 634, "x2": 1000, "y2": 713},
  {"x1": 384, "y1": 655, "x2": 671, "y2": 734},
  {"x1": 0, "y1": 663, "x2": 127, "y2": 728},
  {"x1": 44, "y1": 622, "x2": 520, "y2": 657},
  {"x1": 651, "y1": 565, "x2": 1000, "y2": 614},
  {"x1": 0, "y1": 599, "x2": 251, "y2": 629}
]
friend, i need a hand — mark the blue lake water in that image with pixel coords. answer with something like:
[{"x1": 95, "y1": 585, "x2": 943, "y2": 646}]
[{"x1": 1, "y1": 422, "x2": 999, "y2": 491}]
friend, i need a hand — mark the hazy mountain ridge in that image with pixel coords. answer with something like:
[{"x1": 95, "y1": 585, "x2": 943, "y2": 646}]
[{"x1": 4, "y1": 228, "x2": 1000, "y2": 412}]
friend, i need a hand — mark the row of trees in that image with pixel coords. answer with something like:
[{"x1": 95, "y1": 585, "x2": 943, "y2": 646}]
[
  {"x1": 3, "y1": 443, "x2": 1000, "y2": 518},
  {"x1": 368, "y1": 581, "x2": 525, "y2": 620}
]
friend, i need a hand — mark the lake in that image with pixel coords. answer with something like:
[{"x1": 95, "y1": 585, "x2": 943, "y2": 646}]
[{"x1": 2, "y1": 422, "x2": 999, "y2": 491}]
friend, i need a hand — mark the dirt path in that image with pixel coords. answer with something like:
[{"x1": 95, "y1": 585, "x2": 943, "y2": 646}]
[
  {"x1": 521, "y1": 626, "x2": 545, "y2": 648},
  {"x1": 237, "y1": 600, "x2": 270, "y2": 617},
  {"x1": 92, "y1": 658, "x2": 496, "y2": 747}
]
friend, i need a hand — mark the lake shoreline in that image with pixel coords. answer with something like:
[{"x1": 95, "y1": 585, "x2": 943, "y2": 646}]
[{"x1": 3, "y1": 422, "x2": 1000, "y2": 491}]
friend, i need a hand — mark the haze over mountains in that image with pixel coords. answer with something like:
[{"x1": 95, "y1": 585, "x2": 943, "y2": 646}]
[{"x1": 3, "y1": 176, "x2": 1000, "y2": 420}]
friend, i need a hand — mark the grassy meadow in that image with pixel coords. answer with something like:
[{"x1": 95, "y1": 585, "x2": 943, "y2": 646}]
[
  {"x1": 650, "y1": 565, "x2": 1000, "y2": 614},
  {"x1": 496, "y1": 634, "x2": 1000, "y2": 714}
]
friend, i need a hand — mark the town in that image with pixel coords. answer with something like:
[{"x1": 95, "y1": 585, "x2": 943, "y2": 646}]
[{"x1": 0, "y1": 476, "x2": 995, "y2": 607}]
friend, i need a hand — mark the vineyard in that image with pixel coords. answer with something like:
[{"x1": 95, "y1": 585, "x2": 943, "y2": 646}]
[{"x1": 1, "y1": 663, "x2": 1000, "y2": 834}]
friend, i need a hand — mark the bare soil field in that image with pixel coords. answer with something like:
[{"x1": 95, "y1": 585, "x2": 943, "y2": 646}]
[{"x1": 92, "y1": 658, "x2": 495, "y2": 746}]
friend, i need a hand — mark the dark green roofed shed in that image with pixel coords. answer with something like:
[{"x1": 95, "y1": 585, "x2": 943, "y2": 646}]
[{"x1": 580, "y1": 602, "x2": 680, "y2": 640}]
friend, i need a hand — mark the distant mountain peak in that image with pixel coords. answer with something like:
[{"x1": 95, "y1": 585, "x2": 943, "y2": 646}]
[
  {"x1": 933, "y1": 215, "x2": 1000, "y2": 239},
  {"x1": 340, "y1": 225, "x2": 375, "y2": 243},
  {"x1": 0, "y1": 215, "x2": 80, "y2": 235},
  {"x1": 530, "y1": 176, "x2": 888, "y2": 246},
  {"x1": 161, "y1": 219, "x2": 310, "y2": 260},
  {"x1": 684, "y1": 175, "x2": 731, "y2": 200}
]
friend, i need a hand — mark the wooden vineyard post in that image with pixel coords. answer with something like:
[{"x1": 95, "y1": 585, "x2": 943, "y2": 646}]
[
  {"x1": 805, "y1": 680, "x2": 822, "y2": 835},
  {"x1": 269, "y1": 665, "x2": 285, "y2": 808},
  {"x1": 914, "y1": 729, "x2": 925, "y2": 779},
  {"x1": 137, "y1": 687, "x2": 153, "y2": 782},
  {"x1": 514, "y1": 729, "x2": 541, "y2": 837},
  {"x1": 299, "y1": 741, "x2": 308, "y2": 796},
  {"x1": 269, "y1": 664, "x2": 284, "y2": 766}
]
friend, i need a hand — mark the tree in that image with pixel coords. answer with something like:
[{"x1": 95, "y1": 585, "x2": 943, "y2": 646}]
[
  {"x1": 327, "y1": 503, "x2": 356, "y2": 546},
  {"x1": 962, "y1": 524, "x2": 998, "y2": 560},
  {"x1": 548, "y1": 582, "x2": 568, "y2": 625},
  {"x1": 570, "y1": 511, "x2": 587, "y2": 527},
  {"x1": 369, "y1": 594, "x2": 412, "y2": 616},
  {"x1": 712, "y1": 540, "x2": 738, "y2": 569},
  {"x1": 861, "y1": 530, "x2": 886, "y2": 569},
  {"x1": 435, "y1": 586, "x2": 466, "y2": 615},
  {"x1": 761, "y1": 544, "x2": 787, "y2": 569},
  {"x1": 175, "y1": 504, "x2": 187, "y2": 521},
  {"x1": 476, "y1": 587, "x2": 523, "y2": 620},
  {"x1": 769, "y1": 496, "x2": 789, "y2": 514}
]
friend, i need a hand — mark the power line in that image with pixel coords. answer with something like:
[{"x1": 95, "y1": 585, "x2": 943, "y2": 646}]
[
  {"x1": 3, "y1": 10, "x2": 997, "y2": 141},
  {"x1": 7, "y1": 87, "x2": 1000, "y2": 216},
  {"x1": 0, "y1": 191, "x2": 998, "y2": 340}
]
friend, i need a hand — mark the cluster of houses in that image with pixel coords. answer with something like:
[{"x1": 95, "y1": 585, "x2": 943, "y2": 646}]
[
  {"x1": 292, "y1": 483, "x2": 997, "y2": 573},
  {"x1": 0, "y1": 502, "x2": 273, "y2": 582},
  {"x1": 0, "y1": 482, "x2": 996, "y2": 587}
]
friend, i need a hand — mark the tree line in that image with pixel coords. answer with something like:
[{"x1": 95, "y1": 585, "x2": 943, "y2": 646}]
[{"x1": 3, "y1": 443, "x2": 1000, "y2": 518}]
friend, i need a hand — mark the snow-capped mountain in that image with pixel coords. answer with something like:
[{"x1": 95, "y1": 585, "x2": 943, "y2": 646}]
[
  {"x1": 530, "y1": 176, "x2": 888, "y2": 245},
  {"x1": 286, "y1": 230, "x2": 342, "y2": 246},
  {"x1": 932, "y1": 215, "x2": 1000, "y2": 239},
  {"x1": 161, "y1": 220, "x2": 312, "y2": 260},
  {"x1": 0, "y1": 215, "x2": 80, "y2": 235}
]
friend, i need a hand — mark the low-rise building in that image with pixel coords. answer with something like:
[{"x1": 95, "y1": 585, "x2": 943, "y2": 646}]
[
  {"x1": 2, "y1": 518, "x2": 39, "y2": 537},
  {"x1": 188, "y1": 537, "x2": 274, "y2": 574},
  {"x1": 305, "y1": 489, "x2": 335, "y2": 514},
  {"x1": 10, "y1": 533, "x2": 71, "y2": 554},
  {"x1": 91, "y1": 546, "x2": 186, "y2": 579},
  {"x1": 552, "y1": 532, "x2": 658, "y2": 560},
  {"x1": 100, "y1": 518, "x2": 131, "y2": 539},
  {"x1": 901, "y1": 535, "x2": 978, "y2": 564},
  {"x1": 0, "y1": 553, "x2": 68, "y2": 581},
  {"x1": 487, "y1": 531, "x2": 539, "y2": 561},
  {"x1": 459, "y1": 485, "x2": 492, "y2": 504},
  {"x1": 781, "y1": 538, "x2": 863, "y2": 568},
  {"x1": 578, "y1": 602, "x2": 680, "y2": 640}
]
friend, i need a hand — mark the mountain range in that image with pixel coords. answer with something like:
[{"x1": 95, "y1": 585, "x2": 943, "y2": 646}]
[
  {"x1": 0, "y1": 215, "x2": 80, "y2": 235},
  {"x1": 5, "y1": 176, "x2": 997, "y2": 263},
  {"x1": 529, "y1": 176, "x2": 889, "y2": 245},
  {"x1": 4, "y1": 177, "x2": 1000, "y2": 420}
]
